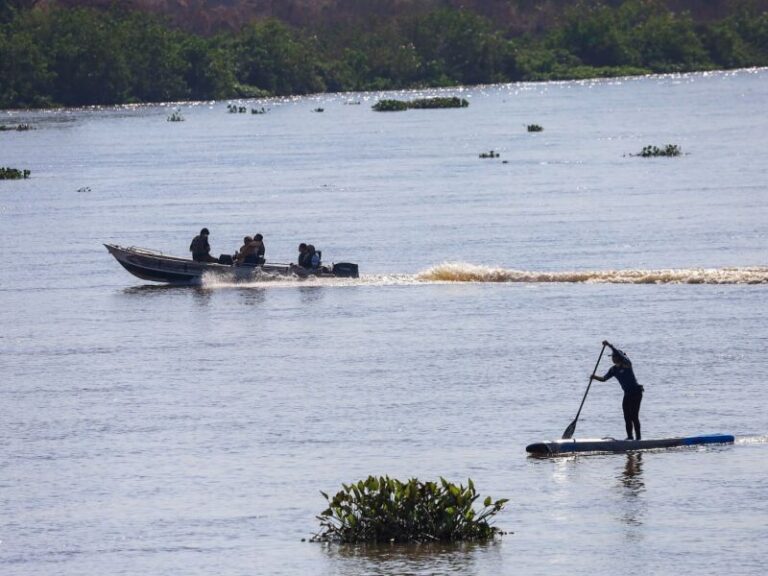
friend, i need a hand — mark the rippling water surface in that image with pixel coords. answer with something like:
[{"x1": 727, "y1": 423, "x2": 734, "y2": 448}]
[{"x1": 2, "y1": 70, "x2": 767, "y2": 576}]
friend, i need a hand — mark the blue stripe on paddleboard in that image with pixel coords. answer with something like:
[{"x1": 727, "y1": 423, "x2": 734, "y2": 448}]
[{"x1": 681, "y1": 434, "x2": 735, "y2": 445}]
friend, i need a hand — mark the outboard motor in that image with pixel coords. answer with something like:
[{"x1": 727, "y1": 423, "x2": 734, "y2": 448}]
[
  {"x1": 332, "y1": 262, "x2": 359, "y2": 278},
  {"x1": 218, "y1": 254, "x2": 234, "y2": 265}
]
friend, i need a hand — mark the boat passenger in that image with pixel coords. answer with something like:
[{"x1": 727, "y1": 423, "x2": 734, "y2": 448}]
[
  {"x1": 250, "y1": 233, "x2": 265, "y2": 265},
  {"x1": 590, "y1": 340, "x2": 644, "y2": 440},
  {"x1": 307, "y1": 244, "x2": 320, "y2": 269},
  {"x1": 189, "y1": 228, "x2": 218, "y2": 263},
  {"x1": 295, "y1": 243, "x2": 310, "y2": 268},
  {"x1": 235, "y1": 236, "x2": 254, "y2": 264}
]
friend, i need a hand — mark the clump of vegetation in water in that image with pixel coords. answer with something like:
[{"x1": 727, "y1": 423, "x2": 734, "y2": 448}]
[
  {"x1": 408, "y1": 96, "x2": 469, "y2": 109},
  {"x1": 167, "y1": 109, "x2": 185, "y2": 122},
  {"x1": 251, "y1": 107, "x2": 267, "y2": 114},
  {"x1": 0, "y1": 167, "x2": 31, "y2": 179},
  {"x1": 372, "y1": 96, "x2": 469, "y2": 112},
  {"x1": 527, "y1": 124, "x2": 543, "y2": 132},
  {"x1": 372, "y1": 99, "x2": 409, "y2": 112},
  {"x1": 479, "y1": 150, "x2": 500, "y2": 159},
  {"x1": 0, "y1": 123, "x2": 32, "y2": 131},
  {"x1": 636, "y1": 144, "x2": 682, "y2": 157},
  {"x1": 227, "y1": 104, "x2": 247, "y2": 113},
  {"x1": 311, "y1": 476, "x2": 508, "y2": 544}
]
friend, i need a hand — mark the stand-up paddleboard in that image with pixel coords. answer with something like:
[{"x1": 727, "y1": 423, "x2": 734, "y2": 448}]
[{"x1": 526, "y1": 433, "x2": 735, "y2": 456}]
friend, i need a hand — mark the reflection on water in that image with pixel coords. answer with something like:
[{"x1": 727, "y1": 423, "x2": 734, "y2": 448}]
[
  {"x1": 321, "y1": 541, "x2": 499, "y2": 576},
  {"x1": 238, "y1": 287, "x2": 267, "y2": 306},
  {"x1": 299, "y1": 286, "x2": 325, "y2": 305},
  {"x1": 618, "y1": 453, "x2": 646, "y2": 531}
]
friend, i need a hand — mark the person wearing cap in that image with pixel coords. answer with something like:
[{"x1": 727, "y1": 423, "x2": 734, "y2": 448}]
[
  {"x1": 189, "y1": 227, "x2": 217, "y2": 263},
  {"x1": 590, "y1": 340, "x2": 645, "y2": 440}
]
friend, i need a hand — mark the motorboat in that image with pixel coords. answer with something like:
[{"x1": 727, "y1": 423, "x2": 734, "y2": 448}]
[{"x1": 105, "y1": 244, "x2": 359, "y2": 284}]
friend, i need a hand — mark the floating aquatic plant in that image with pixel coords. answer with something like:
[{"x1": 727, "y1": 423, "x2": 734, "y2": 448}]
[
  {"x1": 479, "y1": 150, "x2": 500, "y2": 159},
  {"x1": 635, "y1": 144, "x2": 682, "y2": 157},
  {"x1": 227, "y1": 104, "x2": 247, "y2": 114},
  {"x1": 312, "y1": 476, "x2": 507, "y2": 544},
  {"x1": 0, "y1": 123, "x2": 32, "y2": 131},
  {"x1": 527, "y1": 124, "x2": 543, "y2": 132},
  {"x1": 251, "y1": 107, "x2": 267, "y2": 114},
  {"x1": 372, "y1": 99, "x2": 409, "y2": 112},
  {"x1": 0, "y1": 167, "x2": 31, "y2": 179},
  {"x1": 167, "y1": 109, "x2": 185, "y2": 122},
  {"x1": 372, "y1": 97, "x2": 469, "y2": 112}
]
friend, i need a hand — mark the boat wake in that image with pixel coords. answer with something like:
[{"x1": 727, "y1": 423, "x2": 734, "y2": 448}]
[
  {"x1": 199, "y1": 263, "x2": 768, "y2": 289},
  {"x1": 415, "y1": 263, "x2": 768, "y2": 284}
]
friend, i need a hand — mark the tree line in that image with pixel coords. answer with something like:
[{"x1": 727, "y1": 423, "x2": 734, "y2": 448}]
[{"x1": 1, "y1": 0, "x2": 767, "y2": 109}]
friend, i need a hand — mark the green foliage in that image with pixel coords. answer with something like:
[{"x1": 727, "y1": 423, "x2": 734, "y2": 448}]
[
  {"x1": 372, "y1": 96, "x2": 468, "y2": 111},
  {"x1": 372, "y1": 99, "x2": 409, "y2": 111},
  {"x1": 636, "y1": 144, "x2": 682, "y2": 157},
  {"x1": 1, "y1": 2, "x2": 768, "y2": 109},
  {"x1": 0, "y1": 123, "x2": 32, "y2": 131},
  {"x1": 0, "y1": 166, "x2": 30, "y2": 179},
  {"x1": 312, "y1": 476, "x2": 508, "y2": 544}
]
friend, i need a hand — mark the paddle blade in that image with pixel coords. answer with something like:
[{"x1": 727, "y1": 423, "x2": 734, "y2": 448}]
[{"x1": 562, "y1": 420, "x2": 577, "y2": 439}]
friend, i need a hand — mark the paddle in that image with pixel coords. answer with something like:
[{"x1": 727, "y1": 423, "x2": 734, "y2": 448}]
[{"x1": 562, "y1": 343, "x2": 607, "y2": 439}]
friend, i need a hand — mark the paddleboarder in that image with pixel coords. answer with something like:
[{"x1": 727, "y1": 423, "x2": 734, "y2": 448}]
[{"x1": 590, "y1": 340, "x2": 644, "y2": 440}]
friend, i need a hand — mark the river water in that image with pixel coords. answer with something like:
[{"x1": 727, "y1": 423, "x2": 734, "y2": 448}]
[{"x1": 1, "y1": 69, "x2": 767, "y2": 575}]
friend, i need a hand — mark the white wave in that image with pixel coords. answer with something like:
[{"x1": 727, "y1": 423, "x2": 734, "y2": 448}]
[{"x1": 415, "y1": 262, "x2": 768, "y2": 285}]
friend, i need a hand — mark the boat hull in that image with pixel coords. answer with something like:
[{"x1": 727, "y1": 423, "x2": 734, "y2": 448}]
[
  {"x1": 526, "y1": 433, "x2": 735, "y2": 456},
  {"x1": 105, "y1": 244, "x2": 358, "y2": 284}
]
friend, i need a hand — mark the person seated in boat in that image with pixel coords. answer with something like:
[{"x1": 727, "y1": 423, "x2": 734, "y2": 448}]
[
  {"x1": 293, "y1": 243, "x2": 311, "y2": 269},
  {"x1": 189, "y1": 228, "x2": 218, "y2": 263},
  {"x1": 307, "y1": 244, "x2": 321, "y2": 269},
  {"x1": 250, "y1": 233, "x2": 265, "y2": 265},
  {"x1": 234, "y1": 236, "x2": 254, "y2": 264},
  {"x1": 590, "y1": 340, "x2": 645, "y2": 440}
]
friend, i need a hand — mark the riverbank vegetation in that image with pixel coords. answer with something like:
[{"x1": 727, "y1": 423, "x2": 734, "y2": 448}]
[
  {"x1": 311, "y1": 476, "x2": 507, "y2": 543},
  {"x1": 1, "y1": 1, "x2": 767, "y2": 109}
]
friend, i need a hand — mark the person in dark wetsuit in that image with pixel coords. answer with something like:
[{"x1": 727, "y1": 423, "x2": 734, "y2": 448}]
[
  {"x1": 590, "y1": 340, "x2": 645, "y2": 440},
  {"x1": 189, "y1": 228, "x2": 218, "y2": 263}
]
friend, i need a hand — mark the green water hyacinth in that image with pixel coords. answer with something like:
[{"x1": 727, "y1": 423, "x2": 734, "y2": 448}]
[
  {"x1": 0, "y1": 167, "x2": 31, "y2": 179},
  {"x1": 637, "y1": 144, "x2": 682, "y2": 157},
  {"x1": 373, "y1": 97, "x2": 469, "y2": 112},
  {"x1": 312, "y1": 476, "x2": 508, "y2": 543},
  {"x1": 372, "y1": 99, "x2": 409, "y2": 112}
]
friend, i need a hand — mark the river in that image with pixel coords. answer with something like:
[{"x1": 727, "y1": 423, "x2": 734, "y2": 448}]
[{"x1": 1, "y1": 69, "x2": 767, "y2": 575}]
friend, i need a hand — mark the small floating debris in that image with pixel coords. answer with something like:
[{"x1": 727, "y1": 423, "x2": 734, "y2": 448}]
[
  {"x1": 0, "y1": 123, "x2": 33, "y2": 131},
  {"x1": 0, "y1": 167, "x2": 31, "y2": 179},
  {"x1": 479, "y1": 150, "x2": 500, "y2": 159},
  {"x1": 633, "y1": 144, "x2": 682, "y2": 157},
  {"x1": 372, "y1": 96, "x2": 469, "y2": 112},
  {"x1": 313, "y1": 107, "x2": 325, "y2": 113},
  {"x1": 527, "y1": 124, "x2": 543, "y2": 132},
  {"x1": 77, "y1": 186, "x2": 92, "y2": 193},
  {"x1": 167, "y1": 109, "x2": 185, "y2": 122}
]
